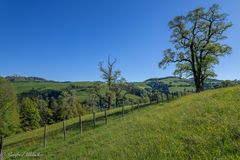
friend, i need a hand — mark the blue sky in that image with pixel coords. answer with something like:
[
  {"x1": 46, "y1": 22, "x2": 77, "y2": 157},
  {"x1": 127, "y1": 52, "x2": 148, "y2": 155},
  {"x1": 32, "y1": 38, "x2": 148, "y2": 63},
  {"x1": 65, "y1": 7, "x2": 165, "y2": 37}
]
[{"x1": 0, "y1": 0, "x2": 239, "y2": 82}]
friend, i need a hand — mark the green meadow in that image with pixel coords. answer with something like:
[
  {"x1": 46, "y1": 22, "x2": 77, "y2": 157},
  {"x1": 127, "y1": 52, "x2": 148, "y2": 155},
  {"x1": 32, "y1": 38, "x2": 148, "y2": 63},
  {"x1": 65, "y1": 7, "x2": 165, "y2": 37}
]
[{"x1": 4, "y1": 86, "x2": 240, "y2": 160}]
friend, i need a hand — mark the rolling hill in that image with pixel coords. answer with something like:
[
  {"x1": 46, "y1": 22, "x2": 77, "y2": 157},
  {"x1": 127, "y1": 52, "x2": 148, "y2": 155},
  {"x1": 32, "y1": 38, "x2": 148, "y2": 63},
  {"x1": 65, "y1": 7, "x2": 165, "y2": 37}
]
[
  {"x1": 5, "y1": 75, "x2": 227, "y2": 101},
  {"x1": 3, "y1": 86, "x2": 240, "y2": 159}
]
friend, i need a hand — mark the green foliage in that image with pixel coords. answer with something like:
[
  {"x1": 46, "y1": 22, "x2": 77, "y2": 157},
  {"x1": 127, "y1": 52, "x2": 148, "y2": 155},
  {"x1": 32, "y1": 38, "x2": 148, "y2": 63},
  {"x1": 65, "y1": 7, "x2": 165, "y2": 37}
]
[
  {"x1": 159, "y1": 4, "x2": 232, "y2": 92},
  {"x1": 0, "y1": 78, "x2": 20, "y2": 136},
  {"x1": 19, "y1": 97, "x2": 41, "y2": 131},
  {"x1": 58, "y1": 91, "x2": 80, "y2": 119},
  {"x1": 221, "y1": 80, "x2": 233, "y2": 87},
  {"x1": 18, "y1": 88, "x2": 89, "y2": 127},
  {"x1": 35, "y1": 98, "x2": 54, "y2": 125}
]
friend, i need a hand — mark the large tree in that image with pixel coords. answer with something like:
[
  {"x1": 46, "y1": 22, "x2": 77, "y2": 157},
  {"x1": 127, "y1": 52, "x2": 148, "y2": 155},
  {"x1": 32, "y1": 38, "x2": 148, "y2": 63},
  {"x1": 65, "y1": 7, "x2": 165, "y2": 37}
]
[{"x1": 159, "y1": 4, "x2": 232, "y2": 92}]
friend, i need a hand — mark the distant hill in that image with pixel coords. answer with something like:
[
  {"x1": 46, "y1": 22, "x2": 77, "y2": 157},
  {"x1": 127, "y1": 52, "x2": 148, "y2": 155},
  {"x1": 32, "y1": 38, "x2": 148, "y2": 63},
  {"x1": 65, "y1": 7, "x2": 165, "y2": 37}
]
[
  {"x1": 4, "y1": 75, "x2": 239, "y2": 103},
  {"x1": 145, "y1": 76, "x2": 225, "y2": 92},
  {"x1": 5, "y1": 75, "x2": 55, "y2": 83}
]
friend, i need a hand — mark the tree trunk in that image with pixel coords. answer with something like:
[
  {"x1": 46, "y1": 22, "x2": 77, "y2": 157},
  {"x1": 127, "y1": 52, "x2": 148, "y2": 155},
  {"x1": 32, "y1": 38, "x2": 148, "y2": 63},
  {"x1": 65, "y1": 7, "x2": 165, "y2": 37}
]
[
  {"x1": 79, "y1": 115, "x2": 83, "y2": 134},
  {"x1": 99, "y1": 98, "x2": 102, "y2": 110},
  {"x1": 115, "y1": 97, "x2": 118, "y2": 107},
  {"x1": 104, "y1": 109, "x2": 107, "y2": 124},
  {"x1": 194, "y1": 78, "x2": 204, "y2": 93},
  {"x1": 93, "y1": 112, "x2": 96, "y2": 128},
  {"x1": 193, "y1": 66, "x2": 206, "y2": 93}
]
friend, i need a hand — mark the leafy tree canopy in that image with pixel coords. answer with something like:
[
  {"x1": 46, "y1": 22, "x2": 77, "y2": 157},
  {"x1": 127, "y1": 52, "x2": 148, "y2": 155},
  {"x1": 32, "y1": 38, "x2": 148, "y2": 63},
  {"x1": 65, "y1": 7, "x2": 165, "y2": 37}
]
[{"x1": 159, "y1": 4, "x2": 232, "y2": 92}]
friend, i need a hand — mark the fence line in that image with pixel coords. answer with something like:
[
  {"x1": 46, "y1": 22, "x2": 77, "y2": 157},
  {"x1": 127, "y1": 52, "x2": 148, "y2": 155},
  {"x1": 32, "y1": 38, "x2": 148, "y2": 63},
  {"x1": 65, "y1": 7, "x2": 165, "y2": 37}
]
[
  {"x1": 3, "y1": 90, "x2": 194, "y2": 152},
  {"x1": 44, "y1": 124, "x2": 47, "y2": 148},
  {"x1": 79, "y1": 115, "x2": 83, "y2": 134},
  {"x1": 93, "y1": 112, "x2": 96, "y2": 128},
  {"x1": 63, "y1": 119, "x2": 66, "y2": 141},
  {"x1": 104, "y1": 109, "x2": 108, "y2": 125}
]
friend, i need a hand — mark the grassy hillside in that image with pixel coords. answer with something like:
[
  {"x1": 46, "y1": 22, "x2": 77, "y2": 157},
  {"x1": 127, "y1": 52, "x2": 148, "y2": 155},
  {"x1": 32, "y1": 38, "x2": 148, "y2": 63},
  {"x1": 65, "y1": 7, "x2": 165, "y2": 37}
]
[
  {"x1": 11, "y1": 81, "x2": 94, "y2": 94},
  {"x1": 144, "y1": 76, "x2": 224, "y2": 92},
  {"x1": 7, "y1": 76, "x2": 203, "y2": 94},
  {"x1": 7, "y1": 76, "x2": 224, "y2": 99},
  {"x1": 7, "y1": 76, "x2": 202, "y2": 104},
  {"x1": 7, "y1": 76, "x2": 218, "y2": 105},
  {"x1": 9, "y1": 80, "x2": 95, "y2": 103},
  {"x1": 4, "y1": 86, "x2": 240, "y2": 159}
]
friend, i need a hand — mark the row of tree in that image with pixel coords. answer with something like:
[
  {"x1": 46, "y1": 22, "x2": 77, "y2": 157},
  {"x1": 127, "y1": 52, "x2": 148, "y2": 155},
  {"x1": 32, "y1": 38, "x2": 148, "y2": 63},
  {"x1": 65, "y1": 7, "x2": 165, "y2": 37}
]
[{"x1": 0, "y1": 78, "x2": 88, "y2": 136}]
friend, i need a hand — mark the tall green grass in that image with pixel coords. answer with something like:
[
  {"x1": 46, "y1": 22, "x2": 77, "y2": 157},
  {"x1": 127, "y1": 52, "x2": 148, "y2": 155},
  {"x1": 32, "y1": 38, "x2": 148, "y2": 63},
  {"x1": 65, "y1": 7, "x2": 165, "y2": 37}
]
[{"x1": 4, "y1": 86, "x2": 240, "y2": 159}]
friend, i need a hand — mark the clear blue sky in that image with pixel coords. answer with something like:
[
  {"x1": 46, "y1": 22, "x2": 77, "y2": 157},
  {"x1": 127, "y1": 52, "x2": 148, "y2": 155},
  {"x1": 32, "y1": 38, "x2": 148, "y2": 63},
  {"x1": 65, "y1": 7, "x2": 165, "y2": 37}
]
[{"x1": 0, "y1": 0, "x2": 239, "y2": 82}]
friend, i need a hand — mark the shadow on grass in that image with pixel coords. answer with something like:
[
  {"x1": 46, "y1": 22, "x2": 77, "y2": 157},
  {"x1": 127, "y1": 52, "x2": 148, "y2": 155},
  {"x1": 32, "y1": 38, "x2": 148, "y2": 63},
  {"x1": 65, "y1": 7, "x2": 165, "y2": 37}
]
[{"x1": 5, "y1": 94, "x2": 184, "y2": 149}]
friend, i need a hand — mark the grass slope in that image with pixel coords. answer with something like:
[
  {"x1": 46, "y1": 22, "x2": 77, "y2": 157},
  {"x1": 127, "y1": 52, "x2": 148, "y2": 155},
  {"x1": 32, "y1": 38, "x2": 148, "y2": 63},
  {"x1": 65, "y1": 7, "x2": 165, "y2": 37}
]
[
  {"x1": 4, "y1": 86, "x2": 240, "y2": 159},
  {"x1": 10, "y1": 77, "x2": 195, "y2": 104},
  {"x1": 10, "y1": 76, "x2": 206, "y2": 94},
  {"x1": 11, "y1": 81, "x2": 94, "y2": 94}
]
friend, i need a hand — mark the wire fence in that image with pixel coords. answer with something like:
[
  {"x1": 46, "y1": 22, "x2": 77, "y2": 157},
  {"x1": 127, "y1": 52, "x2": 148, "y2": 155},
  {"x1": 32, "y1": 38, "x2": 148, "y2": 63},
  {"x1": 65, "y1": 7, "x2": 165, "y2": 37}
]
[{"x1": 1, "y1": 90, "x2": 195, "y2": 159}]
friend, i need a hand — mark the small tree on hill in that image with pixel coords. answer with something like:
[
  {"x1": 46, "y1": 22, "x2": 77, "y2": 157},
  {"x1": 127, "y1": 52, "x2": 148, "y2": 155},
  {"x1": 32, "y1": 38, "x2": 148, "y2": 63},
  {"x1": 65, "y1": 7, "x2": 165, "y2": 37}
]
[
  {"x1": 159, "y1": 4, "x2": 232, "y2": 92},
  {"x1": 98, "y1": 57, "x2": 121, "y2": 108}
]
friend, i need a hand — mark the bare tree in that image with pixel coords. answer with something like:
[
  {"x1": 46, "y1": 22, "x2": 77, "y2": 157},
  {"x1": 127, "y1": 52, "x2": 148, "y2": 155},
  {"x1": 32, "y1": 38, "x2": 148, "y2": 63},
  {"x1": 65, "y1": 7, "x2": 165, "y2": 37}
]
[{"x1": 98, "y1": 57, "x2": 121, "y2": 108}]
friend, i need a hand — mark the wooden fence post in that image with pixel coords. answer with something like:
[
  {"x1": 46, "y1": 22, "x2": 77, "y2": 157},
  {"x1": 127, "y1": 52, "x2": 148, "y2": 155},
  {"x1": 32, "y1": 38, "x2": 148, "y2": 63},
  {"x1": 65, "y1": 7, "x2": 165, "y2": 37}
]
[
  {"x1": 79, "y1": 115, "x2": 83, "y2": 134},
  {"x1": 131, "y1": 103, "x2": 134, "y2": 113},
  {"x1": 104, "y1": 109, "x2": 108, "y2": 124},
  {"x1": 0, "y1": 135, "x2": 3, "y2": 160},
  {"x1": 93, "y1": 112, "x2": 96, "y2": 128},
  {"x1": 161, "y1": 93, "x2": 164, "y2": 103},
  {"x1": 63, "y1": 119, "x2": 66, "y2": 141},
  {"x1": 157, "y1": 95, "x2": 159, "y2": 103},
  {"x1": 44, "y1": 124, "x2": 47, "y2": 147},
  {"x1": 122, "y1": 105, "x2": 124, "y2": 117}
]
